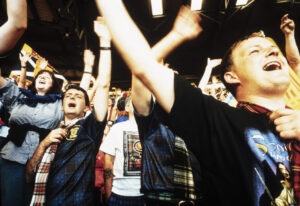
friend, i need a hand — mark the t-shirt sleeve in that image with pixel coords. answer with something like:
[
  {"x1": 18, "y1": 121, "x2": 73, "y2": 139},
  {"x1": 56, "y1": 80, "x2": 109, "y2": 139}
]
[
  {"x1": 100, "y1": 125, "x2": 117, "y2": 156},
  {"x1": 134, "y1": 98, "x2": 162, "y2": 141}
]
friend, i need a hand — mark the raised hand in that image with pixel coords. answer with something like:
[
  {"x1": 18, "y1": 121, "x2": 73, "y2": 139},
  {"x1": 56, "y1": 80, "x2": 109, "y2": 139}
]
[
  {"x1": 37, "y1": 57, "x2": 49, "y2": 70},
  {"x1": 83, "y1": 49, "x2": 95, "y2": 68},
  {"x1": 270, "y1": 108, "x2": 300, "y2": 141},
  {"x1": 19, "y1": 52, "x2": 32, "y2": 67},
  {"x1": 94, "y1": 16, "x2": 111, "y2": 41},
  {"x1": 280, "y1": 14, "x2": 295, "y2": 36},
  {"x1": 172, "y1": 5, "x2": 203, "y2": 41}
]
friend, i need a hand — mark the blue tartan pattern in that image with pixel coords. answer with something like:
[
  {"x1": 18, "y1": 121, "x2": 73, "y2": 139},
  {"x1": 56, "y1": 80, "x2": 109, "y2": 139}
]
[{"x1": 107, "y1": 192, "x2": 144, "y2": 206}]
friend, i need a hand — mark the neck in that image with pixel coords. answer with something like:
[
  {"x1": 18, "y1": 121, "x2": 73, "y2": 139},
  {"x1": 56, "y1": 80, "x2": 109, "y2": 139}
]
[{"x1": 64, "y1": 114, "x2": 84, "y2": 125}]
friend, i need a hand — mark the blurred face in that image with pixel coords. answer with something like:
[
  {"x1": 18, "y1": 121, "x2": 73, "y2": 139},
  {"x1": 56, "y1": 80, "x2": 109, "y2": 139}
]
[
  {"x1": 62, "y1": 88, "x2": 89, "y2": 119},
  {"x1": 35, "y1": 71, "x2": 53, "y2": 95},
  {"x1": 228, "y1": 37, "x2": 290, "y2": 97}
]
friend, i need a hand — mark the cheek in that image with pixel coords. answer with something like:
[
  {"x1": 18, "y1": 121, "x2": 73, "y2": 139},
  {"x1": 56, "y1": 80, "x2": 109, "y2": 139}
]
[{"x1": 48, "y1": 79, "x2": 53, "y2": 85}]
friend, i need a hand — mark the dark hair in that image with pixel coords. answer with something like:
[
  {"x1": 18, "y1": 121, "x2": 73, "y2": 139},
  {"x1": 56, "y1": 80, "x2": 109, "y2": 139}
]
[
  {"x1": 63, "y1": 84, "x2": 90, "y2": 106},
  {"x1": 117, "y1": 96, "x2": 126, "y2": 111},
  {"x1": 29, "y1": 70, "x2": 62, "y2": 94},
  {"x1": 215, "y1": 31, "x2": 266, "y2": 96}
]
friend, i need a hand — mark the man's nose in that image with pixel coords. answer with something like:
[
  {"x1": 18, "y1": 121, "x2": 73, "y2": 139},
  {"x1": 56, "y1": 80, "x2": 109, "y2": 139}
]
[{"x1": 266, "y1": 46, "x2": 279, "y2": 57}]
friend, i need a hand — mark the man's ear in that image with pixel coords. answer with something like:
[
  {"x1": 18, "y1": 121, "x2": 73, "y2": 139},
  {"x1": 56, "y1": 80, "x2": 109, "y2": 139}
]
[
  {"x1": 84, "y1": 105, "x2": 91, "y2": 113},
  {"x1": 224, "y1": 71, "x2": 240, "y2": 84}
]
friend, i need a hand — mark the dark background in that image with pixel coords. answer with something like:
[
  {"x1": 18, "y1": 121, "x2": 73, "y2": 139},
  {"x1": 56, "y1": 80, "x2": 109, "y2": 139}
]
[{"x1": 1, "y1": 0, "x2": 300, "y2": 89}]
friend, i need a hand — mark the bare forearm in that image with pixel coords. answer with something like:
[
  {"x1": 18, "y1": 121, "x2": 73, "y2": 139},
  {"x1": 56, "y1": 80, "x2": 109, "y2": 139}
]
[
  {"x1": 0, "y1": 0, "x2": 27, "y2": 54},
  {"x1": 80, "y1": 66, "x2": 93, "y2": 91},
  {"x1": 96, "y1": 0, "x2": 154, "y2": 75},
  {"x1": 285, "y1": 34, "x2": 300, "y2": 74},
  {"x1": 151, "y1": 31, "x2": 184, "y2": 62},
  {"x1": 104, "y1": 168, "x2": 113, "y2": 201},
  {"x1": 93, "y1": 43, "x2": 111, "y2": 121},
  {"x1": 18, "y1": 67, "x2": 27, "y2": 88}
]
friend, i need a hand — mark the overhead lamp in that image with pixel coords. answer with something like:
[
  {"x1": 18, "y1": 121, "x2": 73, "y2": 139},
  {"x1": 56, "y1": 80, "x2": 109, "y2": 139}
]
[
  {"x1": 190, "y1": 0, "x2": 203, "y2": 11},
  {"x1": 236, "y1": 0, "x2": 248, "y2": 6},
  {"x1": 150, "y1": 0, "x2": 164, "y2": 17}
]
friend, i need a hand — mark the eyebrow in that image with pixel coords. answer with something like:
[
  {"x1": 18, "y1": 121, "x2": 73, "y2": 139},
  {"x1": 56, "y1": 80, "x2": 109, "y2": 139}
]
[{"x1": 65, "y1": 92, "x2": 84, "y2": 96}]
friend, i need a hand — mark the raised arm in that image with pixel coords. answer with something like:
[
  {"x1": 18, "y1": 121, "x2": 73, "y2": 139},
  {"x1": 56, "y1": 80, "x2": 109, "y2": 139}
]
[
  {"x1": 80, "y1": 49, "x2": 95, "y2": 91},
  {"x1": 18, "y1": 52, "x2": 31, "y2": 88},
  {"x1": 132, "y1": 5, "x2": 203, "y2": 115},
  {"x1": 280, "y1": 14, "x2": 300, "y2": 76},
  {"x1": 92, "y1": 17, "x2": 112, "y2": 122},
  {"x1": 0, "y1": 0, "x2": 27, "y2": 54},
  {"x1": 198, "y1": 58, "x2": 221, "y2": 90},
  {"x1": 96, "y1": 1, "x2": 202, "y2": 113}
]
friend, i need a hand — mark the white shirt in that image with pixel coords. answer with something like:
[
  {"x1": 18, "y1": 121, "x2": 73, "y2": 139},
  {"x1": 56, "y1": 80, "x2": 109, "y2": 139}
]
[{"x1": 100, "y1": 120, "x2": 143, "y2": 196}]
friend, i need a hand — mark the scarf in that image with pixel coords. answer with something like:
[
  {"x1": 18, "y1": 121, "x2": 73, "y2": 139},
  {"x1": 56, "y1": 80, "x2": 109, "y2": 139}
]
[
  {"x1": 173, "y1": 136, "x2": 196, "y2": 201},
  {"x1": 30, "y1": 118, "x2": 83, "y2": 206},
  {"x1": 18, "y1": 88, "x2": 61, "y2": 107},
  {"x1": 237, "y1": 101, "x2": 300, "y2": 203},
  {"x1": 30, "y1": 143, "x2": 57, "y2": 206}
]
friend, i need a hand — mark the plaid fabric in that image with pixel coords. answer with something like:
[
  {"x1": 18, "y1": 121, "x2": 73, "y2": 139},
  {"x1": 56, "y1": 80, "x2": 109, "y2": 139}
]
[
  {"x1": 236, "y1": 101, "x2": 272, "y2": 116},
  {"x1": 173, "y1": 136, "x2": 196, "y2": 200},
  {"x1": 30, "y1": 144, "x2": 58, "y2": 206},
  {"x1": 30, "y1": 118, "x2": 83, "y2": 206},
  {"x1": 237, "y1": 101, "x2": 300, "y2": 204}
]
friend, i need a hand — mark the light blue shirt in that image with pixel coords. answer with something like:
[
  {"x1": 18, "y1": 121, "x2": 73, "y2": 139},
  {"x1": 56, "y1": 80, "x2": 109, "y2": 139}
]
[{"x1": 0, "y1": 79, "x2": 63, "y2": 164}]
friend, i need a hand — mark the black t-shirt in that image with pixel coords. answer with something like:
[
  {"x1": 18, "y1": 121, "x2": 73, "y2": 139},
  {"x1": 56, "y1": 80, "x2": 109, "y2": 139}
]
[{"x1": 157, "y1": 75, "x2": 293, "y2": 206}]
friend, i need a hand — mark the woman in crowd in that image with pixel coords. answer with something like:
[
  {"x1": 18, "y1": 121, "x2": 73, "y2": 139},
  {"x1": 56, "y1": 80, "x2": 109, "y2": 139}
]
[{"x1": 0, "y1": 67, "x2": 63, "y2": 206}]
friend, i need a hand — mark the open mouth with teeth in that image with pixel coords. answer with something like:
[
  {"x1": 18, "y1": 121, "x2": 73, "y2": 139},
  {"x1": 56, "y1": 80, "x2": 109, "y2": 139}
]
[
  {"x1": 263, "y1": 62, "x2": 281, "y2": 71},
  {"x1": 38, "y1": 80, "x2": 46, "y2": 85},
  {"x1": 68, "y1": 102, "x2": 76, "y2": 107}
]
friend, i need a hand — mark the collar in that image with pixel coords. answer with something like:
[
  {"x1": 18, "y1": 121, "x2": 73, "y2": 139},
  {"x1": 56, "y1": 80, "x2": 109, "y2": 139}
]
[
  {"x1": 60, "y1": 117, "x2": 84, "y2": 129},
  {"x1": 237, "y1": 101, "x2": 272, "y2": 116}
]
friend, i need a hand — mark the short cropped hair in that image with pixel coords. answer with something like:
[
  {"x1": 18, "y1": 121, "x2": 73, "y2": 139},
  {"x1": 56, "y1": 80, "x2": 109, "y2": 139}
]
[
  {"x1": 63, "y1": 84, "x2": 90, "y2": 106},
  {"x1": 215, "y1": 31, "x2": 266, "y2": 96}
]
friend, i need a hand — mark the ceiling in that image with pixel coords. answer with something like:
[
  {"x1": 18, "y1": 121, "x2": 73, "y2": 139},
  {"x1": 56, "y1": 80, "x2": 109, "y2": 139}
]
[{"x1": 1, "y1": 0, "x2": 300, "y2": 89}]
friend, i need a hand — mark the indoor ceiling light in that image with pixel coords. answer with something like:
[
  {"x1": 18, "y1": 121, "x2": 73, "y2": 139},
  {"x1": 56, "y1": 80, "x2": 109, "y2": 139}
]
[
  {"x1": 150, "y1": 0, "x2": 164, "y2": 17},
  {"x1": 191, "y1": 0, "x2": 203, "y2": 11},
  {"x1": 236, "y1": 0, "x2": 249, "y2": 6}
]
